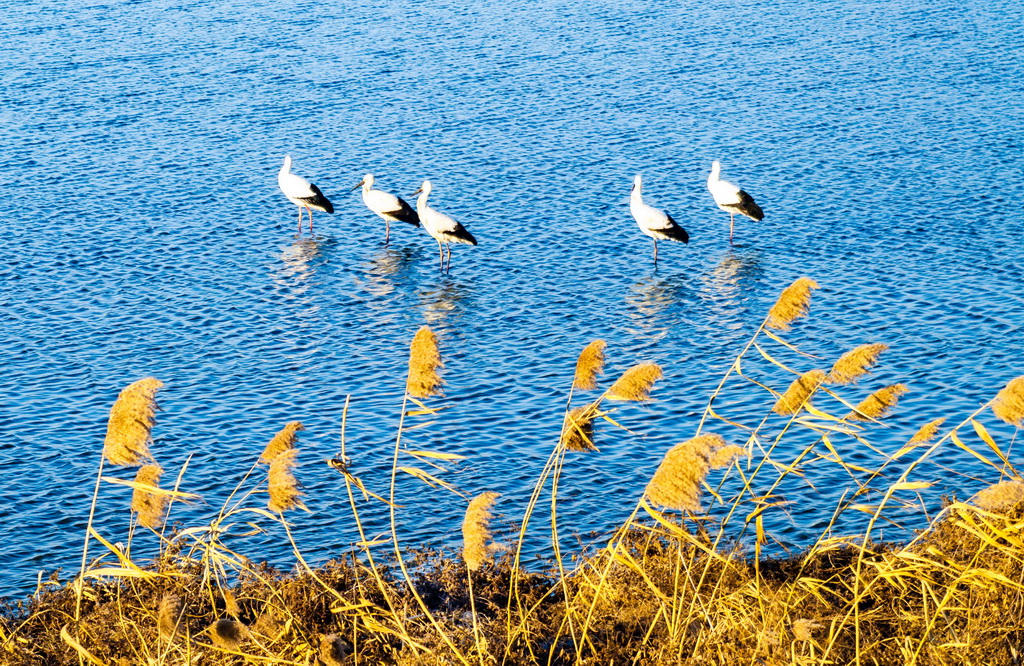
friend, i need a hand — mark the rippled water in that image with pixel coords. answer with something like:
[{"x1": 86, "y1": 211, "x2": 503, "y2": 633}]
[{"x1": 1, "y1": 0, "x2": 1022, "y2": 598}]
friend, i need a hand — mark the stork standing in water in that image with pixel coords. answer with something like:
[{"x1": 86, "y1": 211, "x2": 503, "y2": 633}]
[
  {"x1": 278, "y1": 156, "x2": 334, "y2": 235},
  {"x1": 630, "y1": 175, "x2": 689, "y2": 266},
  {"x1": 707, "y1": 160, "x2": 764, "y2": 245},
  {"x1": 351, "y1": 174, "x2": 420, "y2": 244},
  {"x1": 412, "y1": 180, "x2": 477, "y2": 274}
]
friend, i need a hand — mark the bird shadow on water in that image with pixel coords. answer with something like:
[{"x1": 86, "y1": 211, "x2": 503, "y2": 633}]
[
  {"x1": 696, "y1": 247, "x2": 765, "y2": 328},
  {"x1": 416, "y1": 277, "x2": 472, "y2": 330},
  {"x1": 624, "y1": 272, "x2": 695, "y2": 344},
  {"x1": 351, "y1": 245, "x2": 420, "y2": 301},
  {"x1": 270, "y1": 236, "x2": 337, "y2": 294}
]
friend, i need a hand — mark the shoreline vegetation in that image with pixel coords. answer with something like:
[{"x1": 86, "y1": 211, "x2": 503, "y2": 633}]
[{"x1": 3, "y1": 277, "x2": 1024, "y2": 665}]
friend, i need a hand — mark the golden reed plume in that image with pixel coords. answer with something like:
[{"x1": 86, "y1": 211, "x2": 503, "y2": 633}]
[
  {"x1": 827, "y1": 343, "x2": 889, "y2": 384},
  {"x1": 766, "y1": 277, "x2": 819, "y2": 331},
  {"x1": 992, "y1": 376, "x2": 1024, "y2": 427},
  {"x1": 645, "y1": 434, "x2": 735, "y2": 512},
  {"x1": 606, "y1": 362, "x2": 663, "y2": 401},
  {"x1": 462, "y1": 491, "x2": 500, "y2": 571},
  {"x1": 131, "y1": 464, "x2": 168, "y2": 529},
  {"x1": 974, "y1": 480, "x2": 1024, "y2": 513},
  {"x1": 772, "y1": 370, "x2": 826, "y2": 415},
  {"x1": 407, "y1": 326, "x2": 443, "y2": 398},
  {"x1": 908, "y1": 417, "x2": 946, "y2": 445},
  {"x1": 157, "y1": 593, "x2": 183, "y2": 640},
  {"x1": 260, "y1": 421, "x2": 304, "y2": 463},
  {"x1": 573, "y1": 340, "x2": 607, "y2": 390},
  {"x1": 560, "y1": 403, "x2": 599, "y2": 452},
  {"x1": 268, "y1": 449, "x2": 305, "y2": 513},
  {"x1": 209, "y1": 618, "x2": 245, "y2": 650},
  {"x1": 792, "y1": 618, "x2": 822, "y2": 642},
  {"x1": 849, "y1": 384, "x2": 908, "y2": 421},
  {"x1": 103, "y1": 377, "x2": 164, "y2": 466}
]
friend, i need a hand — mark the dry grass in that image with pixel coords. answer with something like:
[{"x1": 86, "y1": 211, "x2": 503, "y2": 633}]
[
  {"x1": 208, "y1": 617, "x2": 245, "y2": 650},
  {"x1": 826, "y1": 343, "x2": 888, "y2": 384},
  {"x1": 908, "y1": 416, "x2": 946, "y2": 444},
  {"x1": 849, "y1": 383, "x2": 909, "y2": 421},
  {"x1": 573, "y1": 340, "x2": 607, "y2": 390},
  {"x1": 606, "y1": 362, "x2": 663, "y2": 401},
  {"x1": 156, "y1": 593, "x2": 182, "y2": 640},
  {"x1": 103, "y1": 377, "x2": 163, "y2": 465},
  {"x1": 974, "y1": 479, "x2": 1024, "y2": 512},
  {"x1": 462, "y1": 492, "x2": 501, "y2": 571},
  {"x1": 765, "y1": 277, "x2": 818, "y2": 331},
  {"x1": 260, "y1": 421, "x2": 304, "y2": 463},
  {"x1": 130, "y1": 464, "x2": 167, "y2": 529},
  {"x1": 407, "y1": 326, "x2": 443, "y2": 398},
  {"x1": 560, "y1": 403, "x2": 600, "y2": 452},
  {"x1": 267, "y1": 448, "x2": 305, "y2": 513},
  {"x1": 772, "y1": 369, "x2": 825, "y2": 415},
  {"x1": 645, "y1": 434, "x2": 729, "y2": 511},
  {"x1": 10, "y1": 276, "x2": 1024, "y2": 665},
  {"x1": 992, "y1": 376, "x2": 1024, "y2": 427}
]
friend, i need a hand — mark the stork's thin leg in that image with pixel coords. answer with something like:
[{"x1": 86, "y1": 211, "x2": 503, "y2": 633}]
[
  {"x1": 653, "y1": 239, "x2": 659, "y2": 266},
  {"x1": 445, "y1": 245, "x2": 452, "y2": 274},
  {"x1": 437, "y1": 240, "x2": 444, "y2": 272},
  {"x1": 307, "y1": 208, "x2": 314, "y2": 236},
  {"x1": 385, "y1": 220, "x2": 391, "y2": 246},
  {"x1": 729, "y1": 214, "x2": 735, "y2": 245}
]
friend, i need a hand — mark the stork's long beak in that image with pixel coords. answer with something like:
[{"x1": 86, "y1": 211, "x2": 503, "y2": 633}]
[
  {"x1": 411, "y1": 187, "x2": 423, "y2": 196},
  {"x1": 350, "y1": 180, "x2": 364, "y2": 192}
]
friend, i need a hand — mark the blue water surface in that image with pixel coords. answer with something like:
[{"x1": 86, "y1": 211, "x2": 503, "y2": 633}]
[{"x1": 1, "y1": 0, "x2": 1023, "y2": 599}]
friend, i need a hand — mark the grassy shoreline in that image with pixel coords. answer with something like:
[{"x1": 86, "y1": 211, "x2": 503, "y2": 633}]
[{"x1": 3, "y1": 276, "x2": 1023, "y2": 665}]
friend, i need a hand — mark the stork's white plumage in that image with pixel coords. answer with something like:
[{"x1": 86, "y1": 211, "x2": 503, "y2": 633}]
[
  {"x1": 707, "y1": 161, "x2": 763, "y2": 245},
  {"x1": 351, "y1": 174, "x2": 420, "y2": 245},
  {"x1": 630, "y1": 175, "x2": 689, "y2": 265},
  {"x1": 413, "y1": 180, "x2": 477, "y2": 274},
  {"x1": 278, "y1": 156, "x2": 334, "y2": 235}
]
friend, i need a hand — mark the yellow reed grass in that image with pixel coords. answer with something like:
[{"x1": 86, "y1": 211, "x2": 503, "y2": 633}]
[
  {"x1": 827, "y1": 343, "x2": 888, "y2": 384},
  {"x1": 260, "y1": 421, "x2": 304, "y2": 463},
  {"x1": 131, "y1": 464, "x2": 168, "y2": 529},
  {"x1": 560, "y1": 403, "x2": 599, "y2": 452},
  {"x1": 772, "y1": 370, "x2": 826, "y2": 416},
  {"x1": 766, "y1": 277, "x2": 819, "y2": 331},
  {"x1": 320, "y1": 634, "x2": 351, "y2": 666},
  {"x1": 992, "y1": 376, "x2": 1024, "y2": 427},
  {"x1": 209, "y1": 618, "x2": 245, "y2": 650},
  {"x1": 573, "y1": 340, "x2": 607, "y2": 390},
  {"x1": 974, "y1": 480, "x2": 1024, "y2": 513},
  {"x1": 157, "y1": 594, "x2": 183, "y2": 640},
  {"x1": 908, "y1": 417, "x2": 946, "y2": 445},
  {"x1": 268, "y1": 449, "x2": 305, "y2": 513},
  {"x1": 103, "y1": 377, "x2": 164, "y2": 466},
  {"x1": 606, "y1": 362, "x2": 663, "y2": 401},
  {"x1": 406, "y1": 326, "x2": 443, "y2": 398},
  {"x1": 462, "y1": 491, "x2": 500, "y2": 571},
  {"x1": 645, "y1": 434, "x2": 728, "y2": 512},
  {"x1": 849, "y1": 384, "x2": 908, "y2": 421}
]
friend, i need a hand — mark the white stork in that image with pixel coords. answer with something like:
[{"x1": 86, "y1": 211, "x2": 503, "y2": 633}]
[
  {"x1": 278, "y1": 155, "x2": 334, "y2": 235},
  {"x1": 630, "y1": 175, "x2": 689, "y2": 265},
  {"x1": 412, "y1": 180, "x2": 477, "y2": 274},
  {"x1": 707, "y1": 160, "x2": 764, "y2": 245},
  {"x1": 351, "y1": 174, "x2": 420, "y2": 244}
]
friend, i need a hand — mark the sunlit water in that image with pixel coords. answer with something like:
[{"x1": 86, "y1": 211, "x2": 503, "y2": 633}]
[{"x1": 1, "y1": 0, "x2": 1022, "y2": 599}]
